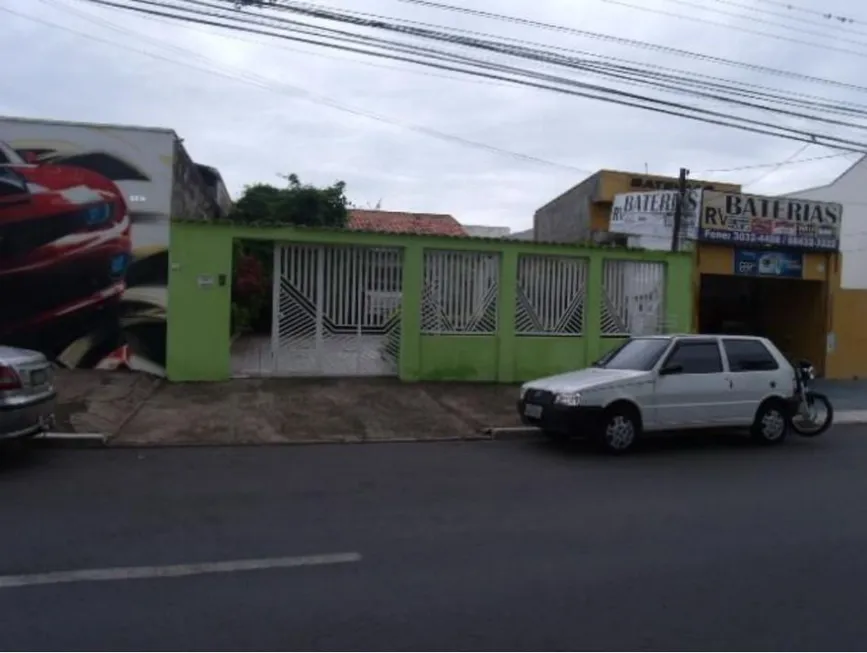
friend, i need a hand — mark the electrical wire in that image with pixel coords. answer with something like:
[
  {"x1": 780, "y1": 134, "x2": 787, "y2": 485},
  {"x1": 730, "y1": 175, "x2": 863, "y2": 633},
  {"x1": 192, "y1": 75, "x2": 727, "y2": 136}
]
[
  {"x1": 698, "y1": 151, "x2": 859, "y2": 174},
  {"x1": 120, "y1": 0, "x2": 867, "y2": 151},
  {"x1": 390, "y1": 0, "x2": 867, "y2": 96},
  {"x1": 170, "y1": 0, "x2": 867, "y2": 127},
  {"x1": 26, "y1": 0, "x2": 867, "y2": 191},
  {"x1": 743, "y1": 143, "x2": 813, "y2": 188},
  {"x1": 707, "y1": 0, "x2": 867, "y2": 38},
  {"x1": 198, "y1": 0, "x2": 867, "y2": 120},
  {"x1": 751, "y1": 0, "x2": 861, "y2": 25},
  {"x1": 601, "y1": 0, "x2": 867, "y2": 60},
  {"x1": 4, "y1": 2, "x2": 595, "y2": 174},
  {"x1": 656, "y1": 0, "x2": 867, "y2": 49}
]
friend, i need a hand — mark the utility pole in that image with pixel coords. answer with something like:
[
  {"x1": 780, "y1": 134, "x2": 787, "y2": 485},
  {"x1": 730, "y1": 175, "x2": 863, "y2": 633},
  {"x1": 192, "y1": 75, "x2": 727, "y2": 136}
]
[{"x1": 670, "y1": 167, "x2": 690, "y2": 252}]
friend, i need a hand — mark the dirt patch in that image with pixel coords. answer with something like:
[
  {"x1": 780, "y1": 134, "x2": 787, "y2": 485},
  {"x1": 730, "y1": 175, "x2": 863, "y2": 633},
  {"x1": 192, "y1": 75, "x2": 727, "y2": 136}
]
[
  {"x1": 53, "y1": 369, "x2": 161, "y2": 435},
  {"x1": 113, "y1": 378, "x2": 483, "y2": 446},
  {"x1": 421, "y1": 382, "x2": 522, "y2": 430}
]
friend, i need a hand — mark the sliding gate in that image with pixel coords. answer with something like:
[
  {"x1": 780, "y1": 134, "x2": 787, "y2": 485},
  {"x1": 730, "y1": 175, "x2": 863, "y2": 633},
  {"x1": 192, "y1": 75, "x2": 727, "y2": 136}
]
[{"x1": 271, "y1": 243, "x2": 403, "y2": 376}]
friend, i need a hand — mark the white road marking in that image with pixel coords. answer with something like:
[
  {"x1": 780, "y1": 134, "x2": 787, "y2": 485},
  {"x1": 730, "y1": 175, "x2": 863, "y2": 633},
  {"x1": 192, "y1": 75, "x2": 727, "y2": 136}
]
[{"x1": 0, "y1": 552, "x2": 362, "y2": 589}]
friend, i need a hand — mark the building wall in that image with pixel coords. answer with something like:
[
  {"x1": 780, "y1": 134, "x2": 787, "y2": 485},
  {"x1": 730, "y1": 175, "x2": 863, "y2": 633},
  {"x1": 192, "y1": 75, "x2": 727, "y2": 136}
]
[
  {"x1": 462, "y1": 225, "x2": 512, "y2": 238},
  {"x1": 534, "y1": 170, "x2": 740, "y2": 244},
  {"x1": 171, "y1": 141, "x2": 220, "y2": 221},
  {"x1": 168, "y1": 222, "x2": 694, "y2": 382},
  {"x1": 0, "y1": 117, "x2": 177, "y2": 374},
  {"x1": 787, "y1": 164, "x2": 867, "y2": 290},
  {"x1": 195, "y1": 164, "x2": 232, "y2": 218},
  {"x1": 533, "y1": 174, "x2": 599, "y2": 243},
  {"x1": 786, "y1": 161, "x2": 867, "y2": 377}
]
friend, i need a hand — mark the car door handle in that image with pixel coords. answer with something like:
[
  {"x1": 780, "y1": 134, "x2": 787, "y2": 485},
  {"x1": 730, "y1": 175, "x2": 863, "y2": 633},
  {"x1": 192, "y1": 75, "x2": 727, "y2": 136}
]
[{"x1": 726, "y1": 378, "x2": 733, "y2": 389}]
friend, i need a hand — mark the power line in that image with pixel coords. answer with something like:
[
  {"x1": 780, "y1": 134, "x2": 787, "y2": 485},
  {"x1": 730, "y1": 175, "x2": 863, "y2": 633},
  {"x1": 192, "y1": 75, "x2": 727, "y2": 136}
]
[
  {"x1": 161, "y1": 0, "x2": 867, "y2": 149},
  {"x1": 217, "y1": 0, "x2": 867, "y2": 119},
  {"x1": 75, "y1": 0, "x2": 867, "y2": 182},
  {"x1": 215, "y1": 0, "x2": 867, "y2": 126},
  {"x1": 31, "y1": 0, "x2": 867, "y2": 181},
  {"x1": 178, "y1": 0, "x2": 867, "y2": 123},
  {"x1": 751, "y1": 0, "x2": 862, "y2": 26},
  {"x1": 391, "y1": 0, "x2": 867, "y2": 96},
  {"x1": 4, "y1": 2, "x2": 595, "y2": 174},
  {"x1": 743, "y1": 143, "x2": 812, "y2": 188},
  {"x1": 698, "y1": 151, "x2": 859, "y2": 173},
  {"x1": 601, "y1": 0, "x2": 867, "y2": 60},
  {"x1": 656, "y1": 0, "x2": 867, "y2": 49},
  {"x1": 708, "y1": 0, "x2": 867, "y2": 38}
]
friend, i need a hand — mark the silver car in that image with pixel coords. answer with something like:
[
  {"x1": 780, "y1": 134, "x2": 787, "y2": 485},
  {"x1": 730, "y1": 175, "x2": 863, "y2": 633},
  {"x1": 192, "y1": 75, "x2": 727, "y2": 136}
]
[{"x1": 0, "y1": 346, "x2": 56, "y2": 440}]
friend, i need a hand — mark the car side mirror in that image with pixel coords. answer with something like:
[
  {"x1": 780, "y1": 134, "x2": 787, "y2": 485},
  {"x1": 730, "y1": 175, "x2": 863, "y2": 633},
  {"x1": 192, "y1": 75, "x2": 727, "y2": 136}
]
[{"x1": 659, "y1": 364, "x2": 683, "y2": 376}]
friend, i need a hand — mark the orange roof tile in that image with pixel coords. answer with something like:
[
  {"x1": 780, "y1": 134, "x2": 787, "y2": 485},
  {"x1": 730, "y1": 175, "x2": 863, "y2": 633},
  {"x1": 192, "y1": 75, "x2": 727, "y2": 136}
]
[{"x1": 348, "y1": 209, "x2": 467, "y2": 237}]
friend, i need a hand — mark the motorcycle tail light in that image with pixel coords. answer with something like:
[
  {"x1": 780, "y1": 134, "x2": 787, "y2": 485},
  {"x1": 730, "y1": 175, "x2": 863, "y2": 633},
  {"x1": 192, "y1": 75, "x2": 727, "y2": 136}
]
[{"x1": 0, "y1": 365, "x2": 21, "y2": 391}]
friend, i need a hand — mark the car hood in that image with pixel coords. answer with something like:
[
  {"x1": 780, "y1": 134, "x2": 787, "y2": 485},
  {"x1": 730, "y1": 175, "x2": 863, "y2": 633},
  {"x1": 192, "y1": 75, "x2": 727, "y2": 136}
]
[{"x1": 524, "y1": 368, "x2": 651, "y2": 393}]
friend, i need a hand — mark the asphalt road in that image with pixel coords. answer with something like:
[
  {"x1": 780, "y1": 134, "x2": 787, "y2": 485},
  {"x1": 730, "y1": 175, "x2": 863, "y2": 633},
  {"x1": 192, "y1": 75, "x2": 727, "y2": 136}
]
[{"x1": 3, "y1": 427, "x2": 867, "y2": 651}]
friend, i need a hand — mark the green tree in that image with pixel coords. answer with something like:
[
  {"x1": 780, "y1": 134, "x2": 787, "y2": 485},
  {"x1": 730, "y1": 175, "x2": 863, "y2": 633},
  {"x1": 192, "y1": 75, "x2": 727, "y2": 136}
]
[
  {"x1": 229, "y1": 173, "x2": 349, "y2": 228},
  {"x1": 229, "y1": 174, "x2": 350, "y2": 335}
]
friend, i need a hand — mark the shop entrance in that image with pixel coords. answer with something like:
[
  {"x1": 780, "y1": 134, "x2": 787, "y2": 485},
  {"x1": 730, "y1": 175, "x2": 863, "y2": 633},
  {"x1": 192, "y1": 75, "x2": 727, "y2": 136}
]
[{"x1": 699, "y1": 274, "x2": 827, "y2": 373}]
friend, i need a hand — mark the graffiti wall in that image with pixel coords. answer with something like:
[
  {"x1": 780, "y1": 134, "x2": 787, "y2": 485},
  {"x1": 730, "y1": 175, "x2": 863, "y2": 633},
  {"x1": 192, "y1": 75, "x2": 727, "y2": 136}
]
[{"x1": 0, "y1": 118, "x2": 177, "y2": 375}]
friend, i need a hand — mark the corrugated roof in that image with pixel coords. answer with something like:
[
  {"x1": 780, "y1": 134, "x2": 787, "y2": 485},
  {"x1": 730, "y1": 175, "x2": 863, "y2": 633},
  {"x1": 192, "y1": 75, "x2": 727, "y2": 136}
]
[{"x1": 348, "y1": 209, "x2": 467, "y2": 236}]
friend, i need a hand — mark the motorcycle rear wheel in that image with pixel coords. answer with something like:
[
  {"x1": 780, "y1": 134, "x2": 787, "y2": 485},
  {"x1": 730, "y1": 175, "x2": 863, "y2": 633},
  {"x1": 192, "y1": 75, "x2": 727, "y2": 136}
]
[{"x1": 789, "y1": 391, "x2": 834, "y2": 437}]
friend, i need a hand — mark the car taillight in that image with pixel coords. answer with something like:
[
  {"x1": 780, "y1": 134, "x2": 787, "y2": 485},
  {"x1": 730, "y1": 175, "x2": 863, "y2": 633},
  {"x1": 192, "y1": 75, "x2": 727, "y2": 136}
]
[{"x1": 0, "y1": 365, "x2": 21, "y2": 391}]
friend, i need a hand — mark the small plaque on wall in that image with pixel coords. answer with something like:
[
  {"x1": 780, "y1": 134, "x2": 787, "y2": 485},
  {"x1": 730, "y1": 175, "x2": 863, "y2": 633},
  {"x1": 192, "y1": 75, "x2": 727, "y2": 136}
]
[{"x1": 197, "y1": 274, "x2": 215, "y2": 288}]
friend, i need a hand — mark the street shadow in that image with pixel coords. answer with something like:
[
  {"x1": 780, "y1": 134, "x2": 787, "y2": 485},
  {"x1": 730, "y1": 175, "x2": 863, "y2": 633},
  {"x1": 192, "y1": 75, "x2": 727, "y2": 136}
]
[
  {"x1": 0, "y1": 441, "x2": 52, "y2": 475},
  {"x1": 520, "y1": 428, "x2": 825, "y2": 459}
]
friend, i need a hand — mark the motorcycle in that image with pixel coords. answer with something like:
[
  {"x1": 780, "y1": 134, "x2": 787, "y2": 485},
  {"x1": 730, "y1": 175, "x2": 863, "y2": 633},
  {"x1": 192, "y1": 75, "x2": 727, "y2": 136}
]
[{"x1": 788, "y1": 360, "x2": 834, "y2": 437}]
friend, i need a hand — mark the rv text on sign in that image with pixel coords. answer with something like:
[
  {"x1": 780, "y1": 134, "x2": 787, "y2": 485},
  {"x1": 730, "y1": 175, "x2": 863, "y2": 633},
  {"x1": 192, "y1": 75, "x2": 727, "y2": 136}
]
[
  {"x1": 609, "y1": 189, "x2": 701, "y2": 244},
  {"x1": 699, "y1": 192, "x2": 841, "y2": 251}
]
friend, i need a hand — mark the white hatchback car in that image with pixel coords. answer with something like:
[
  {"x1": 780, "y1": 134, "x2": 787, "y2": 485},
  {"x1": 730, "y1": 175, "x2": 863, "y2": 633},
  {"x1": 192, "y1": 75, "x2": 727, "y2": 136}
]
[{"x1": 518, "y1": 334, "x2": 798, "y2": 453}]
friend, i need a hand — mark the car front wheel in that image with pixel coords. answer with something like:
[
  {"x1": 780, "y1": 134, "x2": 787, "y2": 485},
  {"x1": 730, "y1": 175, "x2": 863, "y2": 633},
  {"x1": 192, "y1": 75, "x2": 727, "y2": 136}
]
[{"x1": 597, "y1": 405, "x2": 641, "y2": 454}]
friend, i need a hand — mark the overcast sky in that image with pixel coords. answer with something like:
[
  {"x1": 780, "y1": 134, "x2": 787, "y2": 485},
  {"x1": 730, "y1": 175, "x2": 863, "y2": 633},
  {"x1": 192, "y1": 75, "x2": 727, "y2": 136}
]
[{"x1": 3, "y1": 0, "x2": 866, "y2": 230}]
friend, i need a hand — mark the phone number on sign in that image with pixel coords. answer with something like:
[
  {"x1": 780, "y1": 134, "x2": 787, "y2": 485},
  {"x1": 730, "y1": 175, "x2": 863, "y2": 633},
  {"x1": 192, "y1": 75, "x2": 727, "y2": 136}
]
[{"x1": 699, "y1": 229, "x2": 836, "y2": 250}]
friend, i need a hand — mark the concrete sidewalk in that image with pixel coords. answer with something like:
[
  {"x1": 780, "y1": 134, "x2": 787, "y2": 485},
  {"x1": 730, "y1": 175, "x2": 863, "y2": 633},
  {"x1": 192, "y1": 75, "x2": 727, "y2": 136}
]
[
  {"x1": 109, "y1": 378, "x2": 523, "y2": 446},
  {"x1": 50, "y1": 370, "x2": 867, "y2": 446}
]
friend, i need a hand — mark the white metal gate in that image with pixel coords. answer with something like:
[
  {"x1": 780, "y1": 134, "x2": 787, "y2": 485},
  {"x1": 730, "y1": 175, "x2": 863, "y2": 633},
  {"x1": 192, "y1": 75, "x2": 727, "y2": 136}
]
[
  {"x1": 601, "y1": 260, "x2": 667, "y2": 336},
  {"x1": 272, "y1": 244, "x2": 403, "y2": 376}
]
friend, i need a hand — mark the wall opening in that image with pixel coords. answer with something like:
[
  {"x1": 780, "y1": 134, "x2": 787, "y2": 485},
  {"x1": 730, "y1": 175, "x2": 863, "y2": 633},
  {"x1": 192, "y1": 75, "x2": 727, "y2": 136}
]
[
  {"x1": 228, "y1": 238, "x2": 273, "y2": 376},
  {"x1": 699, "y1": 273, "x2": 827, "y2": 373}
]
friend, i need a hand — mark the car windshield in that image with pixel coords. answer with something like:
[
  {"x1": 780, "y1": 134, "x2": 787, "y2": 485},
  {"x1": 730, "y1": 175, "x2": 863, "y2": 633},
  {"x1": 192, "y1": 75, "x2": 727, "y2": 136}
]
[{"x1": 595, "y1": 337, "x2": 672, "y2": 371}]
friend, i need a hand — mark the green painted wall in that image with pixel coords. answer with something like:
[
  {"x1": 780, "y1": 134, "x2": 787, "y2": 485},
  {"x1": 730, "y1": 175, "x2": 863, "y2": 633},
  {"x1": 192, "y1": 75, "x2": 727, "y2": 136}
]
[
  {"x1": 167, "y1": 221, "x2": 694, "y2": 383},
  {"x1": 167, "y1": 224, "x2": 233, "y2": 381}
]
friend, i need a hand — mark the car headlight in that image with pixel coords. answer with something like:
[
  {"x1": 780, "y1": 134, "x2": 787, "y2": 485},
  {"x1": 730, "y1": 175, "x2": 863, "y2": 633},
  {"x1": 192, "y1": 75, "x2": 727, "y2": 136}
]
[
  {"x1": 554, "y1": 392, "x2": 582, "y2": 407},
  {"x1": 519, "y1": 386, "x2": 529, "y2": 400}
]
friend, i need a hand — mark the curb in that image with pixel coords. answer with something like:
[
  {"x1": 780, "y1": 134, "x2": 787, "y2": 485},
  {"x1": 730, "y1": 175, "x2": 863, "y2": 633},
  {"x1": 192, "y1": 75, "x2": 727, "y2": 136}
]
[
  {"x1": 482, "y1": 426, "x2": 540, "y2": 440},
  {"x1": 483, "y1": 410, "x2": 867, "y2": 439},
  {"x1": 835, "y1": 410, "x2": 867, "y2": 425},
  {"x1": 32, "y1": 432, "x2": 107, "y2": 449}
]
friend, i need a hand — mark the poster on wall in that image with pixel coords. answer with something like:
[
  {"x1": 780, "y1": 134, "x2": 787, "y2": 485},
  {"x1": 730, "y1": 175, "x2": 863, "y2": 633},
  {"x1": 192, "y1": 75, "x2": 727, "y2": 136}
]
[
  {"x1": 609, "y1": 189, "x2": 701, "y2": 251},
  {"x1": 0, "y1": 119, "x2": 174, "y2": 376},
  {"x1": 734, "y1": 249, "x2": 803, "y2": 279},
  {"x1": 699, "y1": 191, "x2": 841, "y2": 251}
]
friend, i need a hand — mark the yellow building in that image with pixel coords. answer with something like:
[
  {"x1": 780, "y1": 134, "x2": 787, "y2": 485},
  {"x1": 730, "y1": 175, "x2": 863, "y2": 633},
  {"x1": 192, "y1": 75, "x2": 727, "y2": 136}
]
[{"x1": 534, "y1": 169, "x2": 857, "y2": 379}]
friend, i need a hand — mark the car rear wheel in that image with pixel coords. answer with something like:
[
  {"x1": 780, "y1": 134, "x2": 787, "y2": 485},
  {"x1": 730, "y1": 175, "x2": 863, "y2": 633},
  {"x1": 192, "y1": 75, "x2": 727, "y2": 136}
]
[
  {"x1": 596, "y1": 405, "x2": 641, "y2": 454},
  {"x1": 751, "y1": 400, "x2": 789, "y2": 445}
]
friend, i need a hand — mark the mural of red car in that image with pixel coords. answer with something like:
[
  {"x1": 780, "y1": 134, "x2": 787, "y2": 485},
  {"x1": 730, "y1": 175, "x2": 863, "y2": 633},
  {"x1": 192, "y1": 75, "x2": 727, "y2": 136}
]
[{"x1": 0, "y1": 141, "x2": 131, "y2": 344}]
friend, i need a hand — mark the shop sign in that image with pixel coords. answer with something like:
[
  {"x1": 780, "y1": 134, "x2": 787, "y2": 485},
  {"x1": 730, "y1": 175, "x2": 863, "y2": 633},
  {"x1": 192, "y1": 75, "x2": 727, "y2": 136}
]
[
  {"x1": 609, "y1": 190, "x2": 701, "y2": 249},
  {"x1": 734, "y1": 249, "x2": 803, "y2": 278},
  {"x1": 700, "y1": 191, "x2": 841, "y2": 251},
  {"x1": 629, "y1": 176, "x2": 720, "y2": 191}
]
